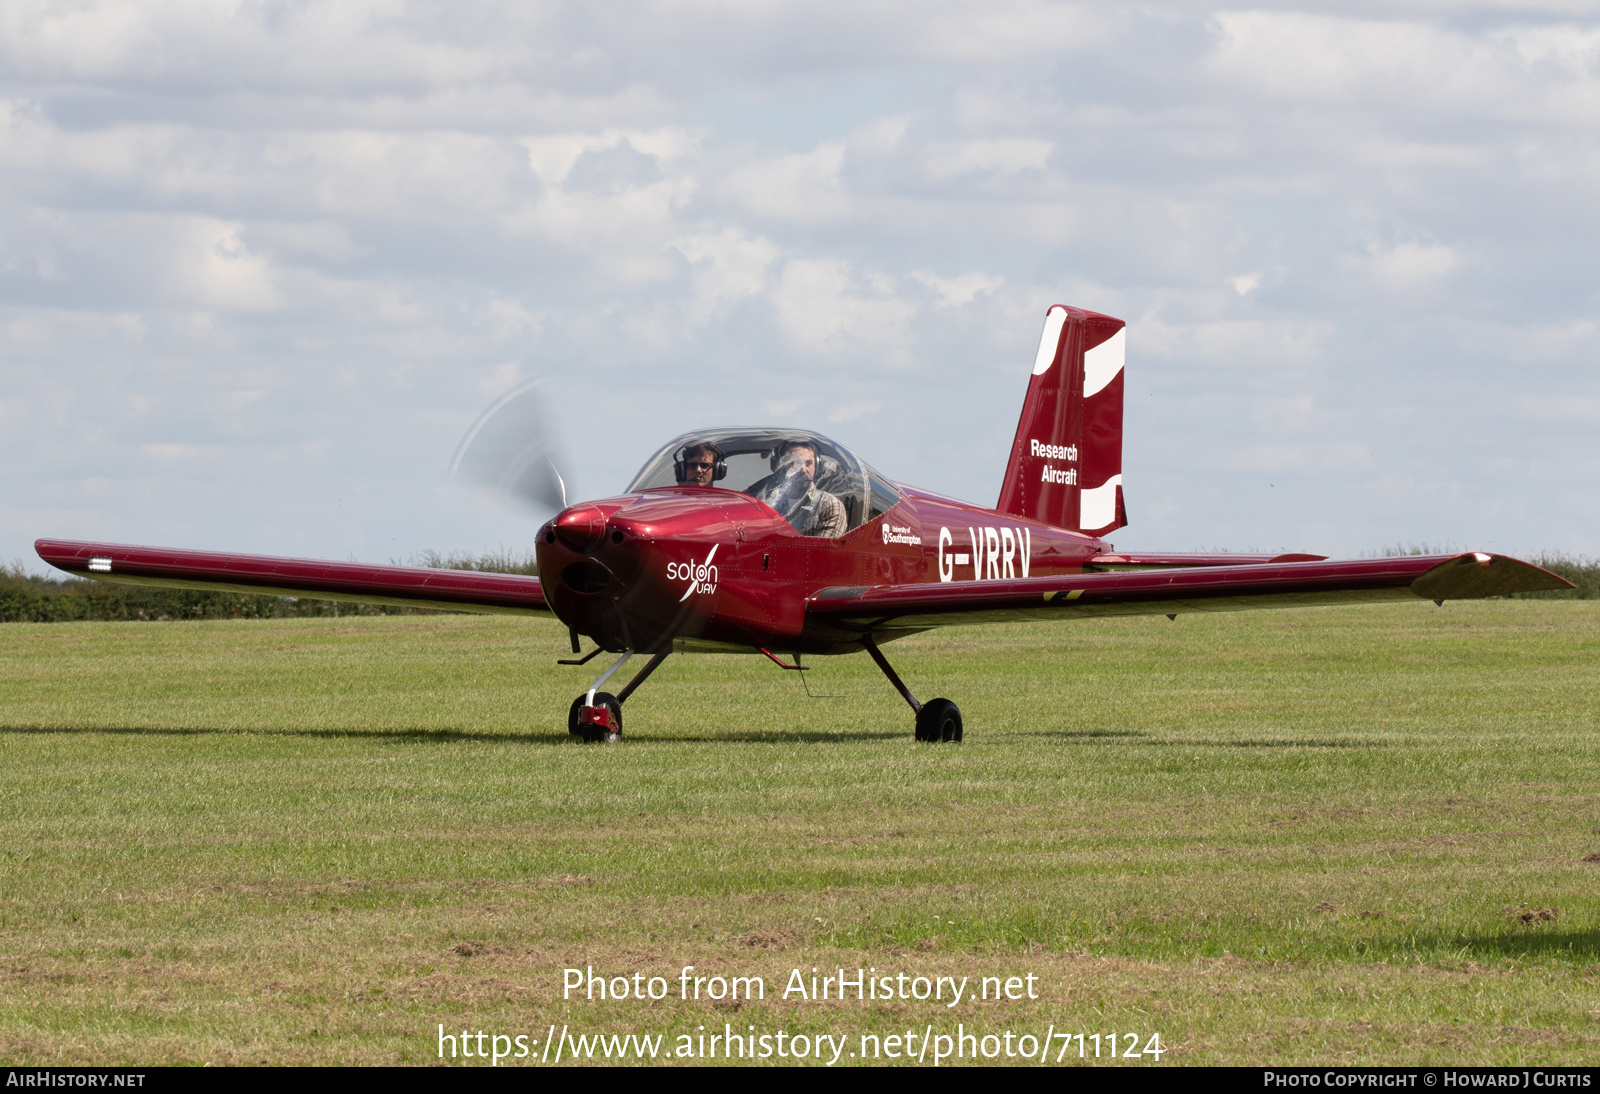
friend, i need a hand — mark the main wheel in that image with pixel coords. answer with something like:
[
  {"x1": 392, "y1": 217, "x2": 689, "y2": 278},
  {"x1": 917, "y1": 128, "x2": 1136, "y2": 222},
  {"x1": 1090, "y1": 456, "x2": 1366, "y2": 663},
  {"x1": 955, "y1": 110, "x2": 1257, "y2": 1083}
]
[
  {"x1": 568, "y1": 692, "x2": 622, "y2": 743},
  {"x1": 915, "y1": 698, "x2": 962, "y2": 743}
]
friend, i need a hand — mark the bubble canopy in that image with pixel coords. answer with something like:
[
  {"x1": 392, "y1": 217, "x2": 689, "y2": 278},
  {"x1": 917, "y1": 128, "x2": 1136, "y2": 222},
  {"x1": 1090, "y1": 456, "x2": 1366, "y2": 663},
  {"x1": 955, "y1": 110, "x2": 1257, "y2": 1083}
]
[{"x1": 626, "y1": 428, "x2": 901, "y2": 537}]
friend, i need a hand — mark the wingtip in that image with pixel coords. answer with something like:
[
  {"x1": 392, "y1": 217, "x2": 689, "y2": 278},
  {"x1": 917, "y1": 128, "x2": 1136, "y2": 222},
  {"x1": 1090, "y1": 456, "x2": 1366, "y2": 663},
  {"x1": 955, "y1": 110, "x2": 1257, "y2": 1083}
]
[{"x1": 1412, "y1": 552, "x2": 1576, "y2": 600}]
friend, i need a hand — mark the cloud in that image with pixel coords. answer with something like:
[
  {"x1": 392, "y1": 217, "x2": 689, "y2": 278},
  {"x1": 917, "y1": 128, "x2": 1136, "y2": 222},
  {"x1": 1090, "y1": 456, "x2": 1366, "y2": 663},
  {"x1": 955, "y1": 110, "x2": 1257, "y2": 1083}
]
[
  {"x1": 827, "y1": 399, "x2": 881, "y2": 423},
  {"x1": 1137, "y1": 319, "x2": 1334, "y2": 370},
  {"x1": 905, "y1": 1, "x2": 1113, "y2": 63},
  {"x1": 0, "y1": 0, "x2": 515, "y2": 86},
  {"x1": 910, "y1": 269, "x2": 1005, "y2": 307},
  {"x1": 1224, "y1": 442, "x2": 1374, "y2": 473},
  {"x1": 922, "y1": 138, "x2": 1052, "y2": 180},
  {"x1": 1516, "y1": 395, "x2": 1600, "y2": 422},
  {"x1": 521, "y1": 129, "x2": 698, "y2": 187},
  {"x1": 2, "y1": 1, "x2": 1598, "y2": 566},
  {"x1": 719, "y1": 143, "x2": 849, "y2": 222},
  {"x1": 476, "y1": 298, "x2": 541, "y2": 338},
  {"x1": 1207, "y1": 11, "x2": 1600, "y2": 128},
  {"x1": 672, "y1": 228, "x2": 779, "y2": 323},
  {"x1": 770, "y1": 259, "x2": 917, "y2": 362},
  {"x1": 505, "y1": 177, "x2": 695, "y2": 285},
  {"x1": 762, "y1": 398, "x2": 807, "y2": 418},
  {"x1": 1361, "y1": 241, "x2": 1461, "y2": 290},
  {"x1": 1209, "y1": 13, "x2": 1497, "y2": 107},
  {"x1": 566, "y1": 140, "x2": 663, "y2": 194},
  {"x1": 140, "y1": 442, "x2": 225, "y2": 465},
  {"x1": 180, "y1": 219, "x2": 282, "y2": 311}
]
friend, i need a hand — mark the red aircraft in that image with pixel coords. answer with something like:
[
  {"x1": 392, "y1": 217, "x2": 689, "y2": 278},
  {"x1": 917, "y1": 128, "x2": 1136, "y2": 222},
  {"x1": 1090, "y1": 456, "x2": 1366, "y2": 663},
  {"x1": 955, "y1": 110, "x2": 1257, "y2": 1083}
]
[{"x1": 35, "y1": 305, "x2": 1571, "y2": 743}]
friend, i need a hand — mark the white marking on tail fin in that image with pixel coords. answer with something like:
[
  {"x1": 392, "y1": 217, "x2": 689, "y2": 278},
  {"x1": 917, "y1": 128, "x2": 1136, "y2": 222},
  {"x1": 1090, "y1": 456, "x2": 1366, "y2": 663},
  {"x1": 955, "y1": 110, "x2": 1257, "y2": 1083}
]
[
  {"x1": 1083, "y1": 328, "x2": 1125, "y2": 397},
  {"x1": 1079, "y1": 475, "x2": 1123, "y2": 530},
  {"x1": 1032, "y1": 306, "x2": 1069, "y2": 376}
]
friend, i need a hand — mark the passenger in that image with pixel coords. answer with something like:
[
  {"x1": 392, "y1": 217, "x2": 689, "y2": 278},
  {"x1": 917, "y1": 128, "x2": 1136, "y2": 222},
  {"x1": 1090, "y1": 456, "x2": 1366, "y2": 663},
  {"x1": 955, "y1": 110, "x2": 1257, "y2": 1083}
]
[
  {"x1": 676, "y1": 442, "x2": 723, "y2": 487},
  {"x1": 747, "y1": 441, "x2": 847, "y2": 538}
]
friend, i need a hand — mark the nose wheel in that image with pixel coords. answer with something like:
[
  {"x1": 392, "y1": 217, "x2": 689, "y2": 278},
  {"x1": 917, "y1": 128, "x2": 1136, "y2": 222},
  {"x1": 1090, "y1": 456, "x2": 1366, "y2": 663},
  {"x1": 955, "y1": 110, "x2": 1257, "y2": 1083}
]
[
  {"x1": 569, "y1": 692, "x2": 622, "y2": 743},
  {"x1": 565, "y1": 649, "x2": 670, "y2": 743}
]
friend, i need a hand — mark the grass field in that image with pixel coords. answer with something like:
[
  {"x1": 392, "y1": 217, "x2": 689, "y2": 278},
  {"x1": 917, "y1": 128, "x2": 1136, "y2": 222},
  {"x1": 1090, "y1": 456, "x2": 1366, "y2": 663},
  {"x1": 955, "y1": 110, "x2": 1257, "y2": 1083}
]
[{"x1": 2, "y1": 601, "x2": 1598, "y2": 1066}]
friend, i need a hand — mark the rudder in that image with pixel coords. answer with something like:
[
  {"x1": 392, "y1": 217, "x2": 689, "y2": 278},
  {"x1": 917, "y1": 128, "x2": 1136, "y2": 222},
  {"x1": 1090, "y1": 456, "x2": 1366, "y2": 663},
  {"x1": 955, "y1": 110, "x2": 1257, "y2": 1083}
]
[{"x1": 996, "y1": 305, "x2": 1127, "y2": 536}]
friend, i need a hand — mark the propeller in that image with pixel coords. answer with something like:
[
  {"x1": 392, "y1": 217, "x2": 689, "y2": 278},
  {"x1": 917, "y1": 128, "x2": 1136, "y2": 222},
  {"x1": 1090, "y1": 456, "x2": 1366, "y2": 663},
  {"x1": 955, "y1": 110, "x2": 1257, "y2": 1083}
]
[{"x1": 449, "y1": 379, "x2": 572, "y2": 515}]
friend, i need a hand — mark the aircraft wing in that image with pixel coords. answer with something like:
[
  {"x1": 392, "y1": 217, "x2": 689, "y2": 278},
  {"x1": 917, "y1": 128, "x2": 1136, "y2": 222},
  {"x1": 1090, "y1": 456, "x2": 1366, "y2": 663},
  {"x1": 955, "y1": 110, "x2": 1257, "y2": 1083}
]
[
  {"x1": 34, "y1": 539, "x2": 548, "y2": 616},
  {"x1": 807, "y1": 552, "x2": 1571, "y2": 633}
]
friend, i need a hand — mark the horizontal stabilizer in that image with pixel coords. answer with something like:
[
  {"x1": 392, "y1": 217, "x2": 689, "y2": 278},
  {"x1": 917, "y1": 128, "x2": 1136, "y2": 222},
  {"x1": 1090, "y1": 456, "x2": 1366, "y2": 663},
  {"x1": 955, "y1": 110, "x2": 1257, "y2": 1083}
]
[{"x1": 34, "y1": 539, "x2": 548, "y2": 616}]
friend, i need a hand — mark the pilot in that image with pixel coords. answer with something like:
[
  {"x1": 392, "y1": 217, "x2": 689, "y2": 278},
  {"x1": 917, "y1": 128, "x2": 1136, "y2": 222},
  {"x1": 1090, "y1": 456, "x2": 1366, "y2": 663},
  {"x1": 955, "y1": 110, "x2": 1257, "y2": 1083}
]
[
  {"x1": 677, "y1": 442, "x2": 723, "y2": 488},
  {"x1": 747, "y1": 441, "x2": 847, "y2": 538}
]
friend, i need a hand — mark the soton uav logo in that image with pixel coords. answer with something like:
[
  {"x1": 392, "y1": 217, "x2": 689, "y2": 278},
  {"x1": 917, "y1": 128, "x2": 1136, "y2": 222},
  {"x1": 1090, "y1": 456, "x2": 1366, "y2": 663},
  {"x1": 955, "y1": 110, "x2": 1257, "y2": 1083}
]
[{"x1": 667, "y1": 545, "x2": 719, "y2": 601}]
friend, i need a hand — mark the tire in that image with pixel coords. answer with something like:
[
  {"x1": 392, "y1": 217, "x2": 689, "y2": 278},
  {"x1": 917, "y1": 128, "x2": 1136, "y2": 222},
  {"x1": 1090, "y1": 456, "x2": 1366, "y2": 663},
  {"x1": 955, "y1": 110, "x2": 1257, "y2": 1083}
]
[
  {"x1": 915, "y1": 698, "x2": 962, "y2": 743},
  {"x1": 568, "y1": 692, "x2": 622, "y2": 742}
]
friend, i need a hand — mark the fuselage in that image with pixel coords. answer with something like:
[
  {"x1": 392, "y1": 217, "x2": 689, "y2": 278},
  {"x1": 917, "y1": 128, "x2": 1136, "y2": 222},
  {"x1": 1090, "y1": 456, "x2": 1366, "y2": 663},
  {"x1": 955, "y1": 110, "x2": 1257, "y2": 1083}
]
[{"x1": 536, "y1": 485, "x2": 1109, "y2": 655}]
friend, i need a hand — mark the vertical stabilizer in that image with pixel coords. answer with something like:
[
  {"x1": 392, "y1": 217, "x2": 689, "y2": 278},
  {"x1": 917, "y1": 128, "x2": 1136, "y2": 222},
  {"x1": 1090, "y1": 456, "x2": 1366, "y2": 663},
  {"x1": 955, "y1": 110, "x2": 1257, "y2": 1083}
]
[{"x1": 996, "y1": 305, "x2": 1127, "y2": 536}]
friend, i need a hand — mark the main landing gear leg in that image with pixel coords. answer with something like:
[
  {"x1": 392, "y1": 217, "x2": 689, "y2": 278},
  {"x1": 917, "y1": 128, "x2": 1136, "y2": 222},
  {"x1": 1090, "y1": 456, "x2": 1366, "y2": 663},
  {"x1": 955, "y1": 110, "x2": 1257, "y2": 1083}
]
[
  {"x1": 568, "y1": 651, "x2": 671, "y2": 744},
  {"x1": 862, "y1": 636, "x2": 962, "y2": 743}
]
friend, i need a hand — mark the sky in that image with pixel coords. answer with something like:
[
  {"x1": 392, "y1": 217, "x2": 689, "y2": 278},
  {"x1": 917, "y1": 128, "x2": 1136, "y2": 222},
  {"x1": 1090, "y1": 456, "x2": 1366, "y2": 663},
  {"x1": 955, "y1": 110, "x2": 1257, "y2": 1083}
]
[{"x1": 3, "y1": 0, "x2": 1598, "y2": 571}]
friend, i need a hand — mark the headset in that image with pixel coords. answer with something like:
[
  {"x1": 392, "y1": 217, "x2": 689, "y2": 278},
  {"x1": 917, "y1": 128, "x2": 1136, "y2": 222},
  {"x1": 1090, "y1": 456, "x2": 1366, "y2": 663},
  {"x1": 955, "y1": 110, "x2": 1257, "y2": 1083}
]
[{"x1": 674, "y1": 441, "x2": 727, "y2": 484}]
